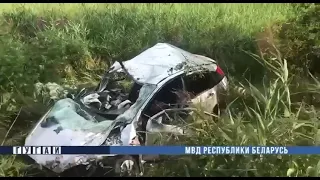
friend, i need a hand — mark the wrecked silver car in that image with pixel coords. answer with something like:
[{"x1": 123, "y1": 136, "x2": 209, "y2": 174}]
[{"x1": 24, "y1": 43, "x2": 228, "y2": 176}]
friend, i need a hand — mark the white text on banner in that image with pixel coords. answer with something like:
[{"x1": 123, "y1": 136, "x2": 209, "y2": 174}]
[{"x1": 12, "y1": 146, "x2": 61, "y2": 155}]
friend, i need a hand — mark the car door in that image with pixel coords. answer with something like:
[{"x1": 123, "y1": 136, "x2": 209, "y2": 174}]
[
  {"x1": 139, "y1": 75, "x2": 191, "y2": 161},
  {"x1": 142, "y1": 108, "x2": 192, "y2": 162},
  {"x1": 145, "y1": 109, "x2": 188, "y2": 144},
  {"x1": 141, "y1": 75, "x2": 186, "y2": 142}
]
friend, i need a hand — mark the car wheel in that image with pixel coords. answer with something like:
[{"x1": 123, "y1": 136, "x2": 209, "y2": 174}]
[{"x1": 114, "y1": 156, "x2": 141, "y2": 177}]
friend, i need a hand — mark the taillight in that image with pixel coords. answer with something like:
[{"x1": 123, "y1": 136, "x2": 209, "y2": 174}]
[{"x1": 216, "y1": 66, "x2": 225, "y2": 76}]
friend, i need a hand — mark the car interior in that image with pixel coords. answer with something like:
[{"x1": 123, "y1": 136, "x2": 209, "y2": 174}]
[
  {"x1": 137, "y1": 71, "x2": 225, "y2": 143},
  {"x1": 141, "y1": 71, "x2": 223, "y2": 121}
]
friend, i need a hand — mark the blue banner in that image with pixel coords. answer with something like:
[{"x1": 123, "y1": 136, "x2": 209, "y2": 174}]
[{"x1": 8, "y1": 146, "x2": 320, "y2": 155}]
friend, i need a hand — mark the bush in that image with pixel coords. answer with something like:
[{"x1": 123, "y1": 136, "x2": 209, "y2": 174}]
[
  {"x1": 278, "y1": 4, "x2": 320, "y2": 76},
  {"x1": 0, "y1": 10, "x2": 95, "y2": 96}
]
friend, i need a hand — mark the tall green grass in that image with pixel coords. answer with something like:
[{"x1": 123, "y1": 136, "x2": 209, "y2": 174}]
[
  {"x1": 0, "y1": 3, "x2": 316, "y2": 177},
  {"x1": 0, "y1": 3, "x2": 299, "y2": 83},
  {"x1": 144, "y1": 51, "x2": 320, "y2": 177}
]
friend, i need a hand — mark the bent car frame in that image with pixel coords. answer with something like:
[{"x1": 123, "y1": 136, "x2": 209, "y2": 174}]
[{"x1": 24, "y1": 43, "x2": 228, "y2": 176}]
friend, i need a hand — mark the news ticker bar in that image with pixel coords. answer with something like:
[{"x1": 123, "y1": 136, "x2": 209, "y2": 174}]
[{"x1": 5, "y1": 146, "x2": 320, "y2": 155}]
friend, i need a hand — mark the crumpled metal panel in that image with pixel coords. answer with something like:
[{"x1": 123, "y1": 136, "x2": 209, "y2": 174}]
[
  {"x1": 111, "y1": 43, "x2": 217, "y2": 85},
  {"x1": 25, "y1": 85, "x2": 157, "y2": 173}
]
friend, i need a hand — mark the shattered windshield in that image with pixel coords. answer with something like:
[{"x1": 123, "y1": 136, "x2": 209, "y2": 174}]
[
  {"x1": 40, "y1": 83, "x2": 157, "y2": 134},
  {"x1": 40, "y1": 98, "x2": 114, "y2": 133}
]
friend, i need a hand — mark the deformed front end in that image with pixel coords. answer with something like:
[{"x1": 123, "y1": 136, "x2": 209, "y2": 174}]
[{"x1": 25, "y1": 83, "x2": 157, "y2": 174}]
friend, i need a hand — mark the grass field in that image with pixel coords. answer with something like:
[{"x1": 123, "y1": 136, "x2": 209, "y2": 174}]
[{"x1": 0, "y1": 3, "x2": 320, "y2": 177}]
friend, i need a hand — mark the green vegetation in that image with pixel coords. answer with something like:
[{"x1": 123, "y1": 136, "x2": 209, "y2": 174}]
[{"x1": 0, "y1": 3, "x2": 320, "y2": 177}]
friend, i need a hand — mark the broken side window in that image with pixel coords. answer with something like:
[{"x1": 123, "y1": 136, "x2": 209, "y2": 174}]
[
  {"x1": 183, "y1": 71, "x2": 224, "y2": 96},
  {"x1": 143, "y1": 76, "x2": 184, "y2": 118}
]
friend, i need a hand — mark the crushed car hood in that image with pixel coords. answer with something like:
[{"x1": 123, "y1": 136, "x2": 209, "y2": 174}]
[
  {"x1": 110, "y1": 43, "x2": 218, "y2": 85},
  {"x1": 25, "y1": 126, "x2": 114, "y2": 173},
  {"x1": 25, "y1": 84, "x2": 157, "y2": 173},
  {"x1": 24, "y1": 98, "x2": 117, "y2": 173}
]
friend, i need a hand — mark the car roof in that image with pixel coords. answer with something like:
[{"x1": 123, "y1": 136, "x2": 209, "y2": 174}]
[{"x1": 110, "y1": 43, "x2": 218, "y2": 85}]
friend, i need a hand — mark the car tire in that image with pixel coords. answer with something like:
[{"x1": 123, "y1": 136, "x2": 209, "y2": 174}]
[{"x1": 114, "y1": 155, "x2": 141, "y2": 177}]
